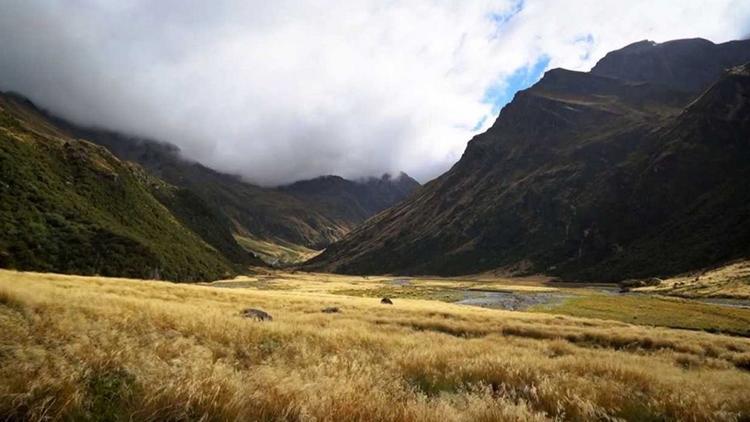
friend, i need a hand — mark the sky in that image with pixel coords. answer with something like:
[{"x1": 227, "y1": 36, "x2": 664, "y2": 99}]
[{"x1": 1, "y1": 1, "x2": 749, "y2": 186}]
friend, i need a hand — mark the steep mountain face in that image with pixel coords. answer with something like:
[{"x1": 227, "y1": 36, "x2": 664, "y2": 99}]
[
  {"x1": 279, "y1": 173, "x2": 420, "y2": 224},
  {"x1": 0, "y1": 94, "x2": 249, "y2": 281},
  {"x1": 45, "y1": 110, "x2": 419, "y2": 262},
  {"x1": 307, "y1": 39, "x2": 750, "y2": 281}
]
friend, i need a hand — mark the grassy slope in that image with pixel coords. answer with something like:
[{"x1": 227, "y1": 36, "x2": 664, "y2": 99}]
[
  {"x1": 635, "y1": 260, "x2": 750, "y2": 300},
  {"x1": 151, "y1": 185, "x2": 263, "y2": 267},
  {"x1": 3, "y1": 270, "x2": 750, "y2": 421},
  {"x1": 0, "y1": 100, "x2": 236, "y2": 281}
]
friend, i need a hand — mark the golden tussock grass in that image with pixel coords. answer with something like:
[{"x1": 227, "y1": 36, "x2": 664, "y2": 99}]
[{"x1": 1, "y1": 270, "x2": 750, "y2": 421}]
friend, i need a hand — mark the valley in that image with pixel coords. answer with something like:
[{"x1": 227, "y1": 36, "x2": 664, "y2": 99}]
[{"x1": 0, "y1": 15, "x2": 749, "y2": 420}]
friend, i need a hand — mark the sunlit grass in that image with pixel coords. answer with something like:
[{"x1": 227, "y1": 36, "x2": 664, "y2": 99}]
[
  {"x1": 1, "y1": 269, "x2": 750, "y2": 421},
  {"x1": 533, "y1": 294, "x2": 750, "y2": 336},
  {"x1": 637, "y1": 260, "x2": 750, "y2": 300}
]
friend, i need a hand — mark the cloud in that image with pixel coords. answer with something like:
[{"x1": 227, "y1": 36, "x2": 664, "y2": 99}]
[{"x1": 0, "y1": 0, "x2": 748, "y2": 185}]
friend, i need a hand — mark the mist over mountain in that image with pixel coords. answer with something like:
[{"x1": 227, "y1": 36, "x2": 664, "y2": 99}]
[
  {"x1": 1, "y1": 1, "x2": 748, "y2": 185},
  {"x1": 0, "y1": 89, "x2": 421, "y2": 272},
  {"x1": 39, "y1": 106, "x2": 420, "y2": 260}
]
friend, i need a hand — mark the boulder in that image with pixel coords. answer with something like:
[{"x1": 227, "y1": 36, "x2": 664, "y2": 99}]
[
  {"x1": 321, "y1": 307, "x2": 340, "y2": 313},
  {"x1": 241, "y1": 308, "x2": 272, "y2": 321}
]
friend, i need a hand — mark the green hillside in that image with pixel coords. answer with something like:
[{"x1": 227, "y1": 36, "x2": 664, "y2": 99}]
[{"x1": 0, "y1": 95, "x2": 239, "y2": 281}]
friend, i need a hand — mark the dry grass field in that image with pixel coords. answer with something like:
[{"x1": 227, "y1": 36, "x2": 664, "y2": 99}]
[
  {"x1": 2, "y1": 269, "x2": 750, "y2": 421},
  {"x1": 213, "y1": 272, "x2": 750, "y2": 336}
]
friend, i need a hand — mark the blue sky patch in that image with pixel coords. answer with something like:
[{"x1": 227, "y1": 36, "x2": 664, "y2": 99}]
[{"x1": 480, "y1": 55, "x2": 551, "y2": 118}]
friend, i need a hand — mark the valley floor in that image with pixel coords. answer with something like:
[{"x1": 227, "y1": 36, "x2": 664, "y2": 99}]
[{"x1": 1, "y1": 269, "x2": 750, "y2": 421}]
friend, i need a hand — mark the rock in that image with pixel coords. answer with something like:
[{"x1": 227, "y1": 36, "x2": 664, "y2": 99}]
[
  {"x1": 381, "y1": 297, "x2": 393, "y2": 305},
  {"x1": 321, "y1": 306, "x2": 340, "y2": 313},
  {"x1": 241, "y1": 308, "x2": 272, "y2": 321},
  {"x1": 618, "y1": 279, "x2": 640, "y2": 289},
  {"x1": 647, "y1": 277, "x2": 664, "y2": 286}
]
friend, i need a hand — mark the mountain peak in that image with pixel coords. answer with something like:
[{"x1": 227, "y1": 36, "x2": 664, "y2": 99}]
[
  {"x1": 359, "y1": 171, "x2": 417, "y2": 184},
  {"x1": 590, "y1": 38, "x2": 750, "y2": 93}
]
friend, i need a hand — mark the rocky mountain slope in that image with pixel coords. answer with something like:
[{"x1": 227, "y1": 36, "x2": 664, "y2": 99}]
[
  {"x1": 307, "y1": 38, "x2": 750, "y2": 281},
  {"x1": 0, "y1": 93, "x2": 253, "y2": 281}
]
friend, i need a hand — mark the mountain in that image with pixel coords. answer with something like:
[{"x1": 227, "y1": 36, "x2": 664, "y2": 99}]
[
  {"x1": 306, "y1": 38, "x2": 750, "y2": 281},
  {"x1": 41, "y1": 109, "x2": 419, "y2": 265},
  {"x1": 591, "y1": 38, "x2": 750, "y2": 93},
  {"x1": 0, "y1": 93, "x2": 253, "y2": 281},
  {"x1": 279, "y1": 173, "x2": 420, "y2": 224}
]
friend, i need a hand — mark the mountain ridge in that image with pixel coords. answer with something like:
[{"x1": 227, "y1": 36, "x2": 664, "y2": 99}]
[
  {"x1": 590, "y1": 38, "x2": 750, "y2": 93},
  {"x1": 279, "y1": 172, "x2": 420, "y2": 225}
]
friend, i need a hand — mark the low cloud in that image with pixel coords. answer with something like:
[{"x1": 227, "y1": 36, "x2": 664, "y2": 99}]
[{"x1": 1, "y1": 0, "x2": 748, "y2": 185}]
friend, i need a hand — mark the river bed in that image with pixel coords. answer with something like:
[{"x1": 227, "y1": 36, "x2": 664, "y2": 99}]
[{"x1": 456, "y1": 291, "x2": 571, "y2": 311}]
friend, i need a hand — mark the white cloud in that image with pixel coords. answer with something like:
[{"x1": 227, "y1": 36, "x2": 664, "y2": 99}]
[{"x1": 0, "y1": 0, "x2": 748, "y2": 185}]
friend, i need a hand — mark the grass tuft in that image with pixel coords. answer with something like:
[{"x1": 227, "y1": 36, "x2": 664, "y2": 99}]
[{"x1": 0, "y1": 288, "x2": 24, "y2": 312}]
